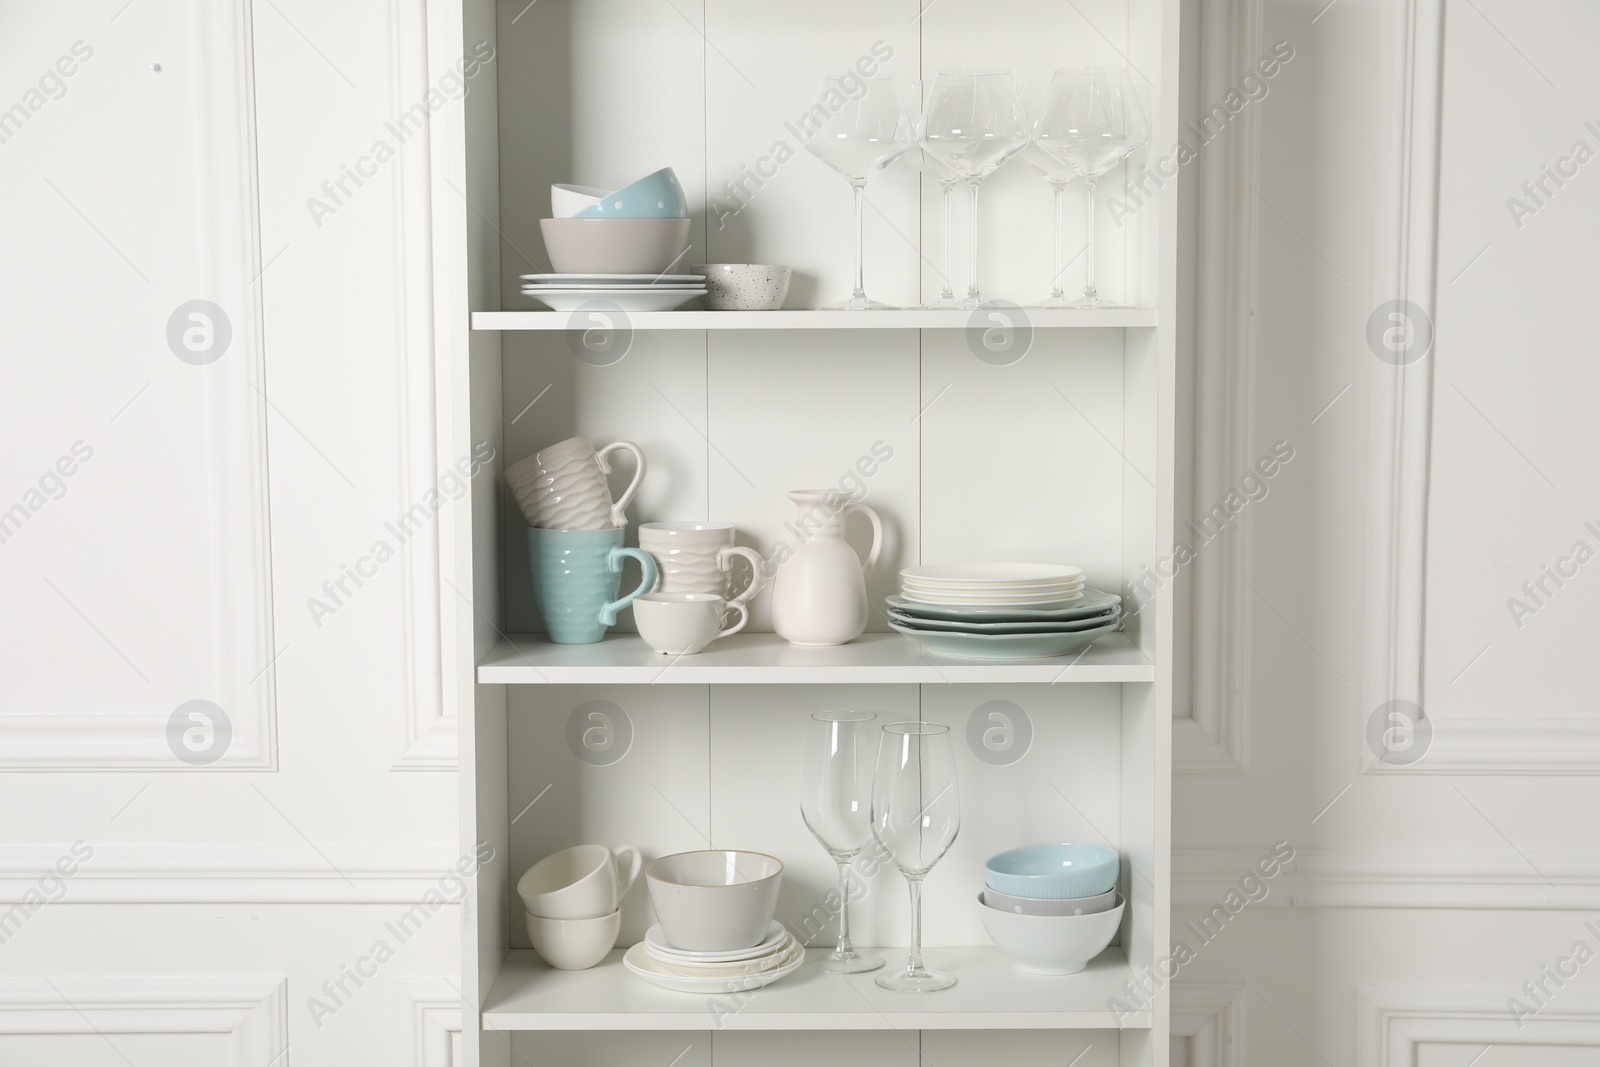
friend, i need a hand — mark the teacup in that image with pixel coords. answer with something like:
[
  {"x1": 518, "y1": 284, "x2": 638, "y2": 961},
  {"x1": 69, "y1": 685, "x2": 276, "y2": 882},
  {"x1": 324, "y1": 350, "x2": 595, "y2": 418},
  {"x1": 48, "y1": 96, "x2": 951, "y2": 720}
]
[
  {"x1": 634, "y1": 592, "x2": 748, "y2": 655},
  {"x1": 517, "y1": 844, "x2": 642, "y2": 920},
  {"x1": 505, "y1": 434, "x2": 647, "y2": 530},
  {"x1": 528, "y1": 527, "x2": 656, "y2": 644},
  {"x1": 639, "y1": 522, "x2": 765, "y2": 607},
  {"x1": 527, "y1": 909, "x2": 621, "y2": 970}
]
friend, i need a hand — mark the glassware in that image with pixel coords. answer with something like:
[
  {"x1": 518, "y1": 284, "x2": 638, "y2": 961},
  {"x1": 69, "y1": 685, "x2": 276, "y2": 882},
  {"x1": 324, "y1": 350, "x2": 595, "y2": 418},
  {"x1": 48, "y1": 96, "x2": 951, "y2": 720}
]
[
  {"x1": 1020, "y1": 80, "x2": 1082, "y2": 308},
  {"x1": 803, "y1": 77, "x2": 913, "y2": 310},
  {"x1": 871, "y1": 721, "x2": 960, "y2": 992},
  {"x1": 919, "y1": 70, "x2": 1031, "y2": 310},
  {"x1": 1032, "y1": 68, "x2": 1149, "y2": 309},
  {"x1": 800, "y1": 711, "x2": 885, "y2": 974},
  {"x1": 905, "y1": 80, "x2": 961, "y2": 308}
]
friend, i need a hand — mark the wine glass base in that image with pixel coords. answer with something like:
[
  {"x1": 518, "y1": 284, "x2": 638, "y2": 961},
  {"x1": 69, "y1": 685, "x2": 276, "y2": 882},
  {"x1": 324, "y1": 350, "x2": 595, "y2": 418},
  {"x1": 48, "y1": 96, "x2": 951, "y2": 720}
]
[
  {"x1": 1066, "y1": 296, "x2": 1133, "y2": 311},
  {"x1": 875, "y1": 968, "x2": 957, "y2": 992},
  {"x1": 823, "y1": 296, "x2": 899, "y2": 311},
  {"x1": 1040, "y1": 294, "x2": 1075, "y2": 309},
  {"x1": 814, "y1": 951, "x2": 885, "y2": 974},
  {"x1": 922, "y1": 295, "x2": 961, "y2": 310}
]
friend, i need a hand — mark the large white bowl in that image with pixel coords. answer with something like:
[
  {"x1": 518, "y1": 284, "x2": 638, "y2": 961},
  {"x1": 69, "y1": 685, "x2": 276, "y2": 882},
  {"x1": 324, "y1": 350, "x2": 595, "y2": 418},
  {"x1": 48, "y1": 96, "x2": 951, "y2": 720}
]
[
  {"x1": 977, "y1": 893, "x2": 1125, "y2": 975},
  {"x1": 645, "y1": 849, "x2": 783, "y2": 953},
  {"x1": 539, "y1": 217, "x2": 693, "y2": 275}
]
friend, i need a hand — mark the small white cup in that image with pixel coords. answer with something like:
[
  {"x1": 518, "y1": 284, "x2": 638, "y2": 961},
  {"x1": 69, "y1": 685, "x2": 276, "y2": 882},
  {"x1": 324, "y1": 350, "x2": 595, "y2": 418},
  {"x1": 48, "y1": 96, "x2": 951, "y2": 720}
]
[
  {"x1": 527, "y1": 909, "x2": 620, "y2": 970},
  {"x1": 634, "y1": 592, "x2": 748, "y2": 655},
  {"x1": 517, "y1": 844, "x2": 641, "y2": 920}
]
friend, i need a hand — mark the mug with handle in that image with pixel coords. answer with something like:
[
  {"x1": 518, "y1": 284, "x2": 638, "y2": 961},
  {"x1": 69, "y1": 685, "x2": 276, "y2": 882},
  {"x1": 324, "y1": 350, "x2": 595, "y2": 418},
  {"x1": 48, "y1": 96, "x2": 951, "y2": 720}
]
[
  {"x1": 633, "y1": 592, "x2": 750, "y2": 655},
  {"x1": 528, "y1": 527, "x2": 657, "y2": 644},
  {"x1": 505, "y1": 434, "x2": 648, "y2": 530},
  {"x1": 517, "y1": 843, "x2": 643, "y2": 920},
  {"x1": 639, "y1": 522, "x2": 766, "y2": 608}
]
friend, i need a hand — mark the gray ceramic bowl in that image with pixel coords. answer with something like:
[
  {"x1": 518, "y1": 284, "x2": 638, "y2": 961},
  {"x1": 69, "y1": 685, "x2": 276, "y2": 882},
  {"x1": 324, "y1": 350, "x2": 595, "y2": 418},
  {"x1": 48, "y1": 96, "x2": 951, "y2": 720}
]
[
  {"x1": 982, "y1": 886, "x2": 1119, "y2": 916},
  {"x1": 645, "y1": 849, "x2": 783, "y2": 952},
  {"x1": 539, "y1": 217, "x2": 692, "y2": 275},
  {"x1": 691, "y1": 264, "x2": 791, "y2": 310}
]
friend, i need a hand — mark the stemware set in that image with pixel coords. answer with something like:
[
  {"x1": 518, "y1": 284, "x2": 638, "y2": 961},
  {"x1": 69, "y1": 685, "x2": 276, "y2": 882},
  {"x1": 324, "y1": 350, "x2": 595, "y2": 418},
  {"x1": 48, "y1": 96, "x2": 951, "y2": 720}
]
[{"x1": 804, "y1": 67, "x2": 1148, "y2": 310}]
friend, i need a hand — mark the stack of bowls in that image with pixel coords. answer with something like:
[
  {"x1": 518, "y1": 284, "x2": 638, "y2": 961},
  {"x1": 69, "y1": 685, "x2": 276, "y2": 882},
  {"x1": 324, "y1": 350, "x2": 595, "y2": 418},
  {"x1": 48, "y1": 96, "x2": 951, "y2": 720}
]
[
  {"x1": 624, "y1": 850, "x2": 803, "y2": 993},
  {"x1": 978, "y1": 843, "x2": 1124, "y2": 975},
  {"x1": 516, "y1": 844, "x2": 641, "y2": 970}
]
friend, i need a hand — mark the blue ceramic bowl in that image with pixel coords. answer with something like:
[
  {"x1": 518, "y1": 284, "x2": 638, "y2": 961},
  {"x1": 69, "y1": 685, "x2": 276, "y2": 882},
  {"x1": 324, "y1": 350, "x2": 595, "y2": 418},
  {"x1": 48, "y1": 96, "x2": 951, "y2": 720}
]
[
  {"x1": 985, "y1": 843, "x2": 1120, "y2": 900},
  {"x1": 573, "y1": 167, "x2": 688, "y2": 219}
]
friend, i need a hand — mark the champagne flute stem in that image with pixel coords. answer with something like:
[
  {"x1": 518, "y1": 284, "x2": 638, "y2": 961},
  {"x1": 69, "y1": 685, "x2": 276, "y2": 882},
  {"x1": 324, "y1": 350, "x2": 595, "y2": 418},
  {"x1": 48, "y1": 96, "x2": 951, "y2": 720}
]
[
  {"x1": 1082, "y1": 175, "x2": 1098, "y2": 304},
  {"x1": 965, "y1": 180, "x2": 982, "y2": 304},
  {"x1": 851, "y1": 180, "x2": 867, "y2": 303},
  {"x1": 834, "y1": 859, "x2": 856, "y2": 958},
  {"x1": 905, "y1": 875, "x2": 927, "y2": 978},
  {"x1": 1051, "y1": 182, "x2": 1065, "y2": 300},
  {"x1": 940, "y1": 183, "x2": 955, "y2": 302}
]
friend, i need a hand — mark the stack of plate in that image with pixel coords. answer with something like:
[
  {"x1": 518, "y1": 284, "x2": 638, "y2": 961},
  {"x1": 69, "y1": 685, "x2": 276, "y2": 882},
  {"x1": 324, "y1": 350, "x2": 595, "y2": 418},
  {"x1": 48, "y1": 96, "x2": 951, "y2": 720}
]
[
  {"x1": 887, "y1": 563, "x2": 1122, "y2": 660},
  {"x1": 622, "y1": 921, "x2": 805, "y2": 993},
  {"x1": 520, "y1": 273, "x2": 707, "y2": 312}
]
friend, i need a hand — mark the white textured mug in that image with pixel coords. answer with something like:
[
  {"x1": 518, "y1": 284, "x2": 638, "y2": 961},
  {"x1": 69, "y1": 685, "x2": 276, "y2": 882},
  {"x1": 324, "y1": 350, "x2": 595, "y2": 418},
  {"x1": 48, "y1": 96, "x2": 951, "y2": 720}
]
[
  {"x1": 633, "y1": 592, "x2": 749, "y2": 655},
  {"x1": 504, "y1": 434, "x2": 647, "y2": 530},
  {"x1": 639, "y1": 522, "x2": 765, "y2": 607},
  {"x1": 516, "y1": 844, "x2": 642, "y2": 920}
]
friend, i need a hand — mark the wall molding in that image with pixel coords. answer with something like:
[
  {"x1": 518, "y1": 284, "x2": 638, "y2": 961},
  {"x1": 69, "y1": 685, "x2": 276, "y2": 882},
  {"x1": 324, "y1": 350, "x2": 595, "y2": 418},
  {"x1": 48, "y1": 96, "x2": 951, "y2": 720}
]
[
  {"x1": 0, "y1": 976, "x2": 288, "y2": 1065},
  {"x1": 1403, "y1": 716, "x2": 1600, "y2": 775},
  {"x1": 1172, "y1": 982, "x2": 1244, "y2": 1067},
  {"x1": 401, "y1": 978, "x2": 463, "y2": 1067},
  {"x1": 1174, "y1": 847, "x2": 1600, "y2": 909},
  {"x1": 1359, "y1": 985, "x2": 1600, "y2": 1066}
]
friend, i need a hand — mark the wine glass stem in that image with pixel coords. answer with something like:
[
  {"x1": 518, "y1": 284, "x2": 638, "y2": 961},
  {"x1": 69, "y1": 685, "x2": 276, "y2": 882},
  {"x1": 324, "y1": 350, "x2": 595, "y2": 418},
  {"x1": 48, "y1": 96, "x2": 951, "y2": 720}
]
[
  {"x1": 1082, "y1": 175, "x2": 1098, "y2": 303},
  {"x1": 940, "y1": 183, "x2": 955, "y2": 301},
  {"x1": 851, "y1": 180, "x2": 867, "y2": 303},
  {"x1": 905, "y1": 875, "x2": 927, "y2": 978},
  {"x1": 834, "y1": 859, "x2": 857, "y2": 958},
  {"x1": 1051, "y1": 182, "x2": 1065, "y2": 300},
  {"x1": 965, "y1": 180, "x2": 982, "y2": 304}
]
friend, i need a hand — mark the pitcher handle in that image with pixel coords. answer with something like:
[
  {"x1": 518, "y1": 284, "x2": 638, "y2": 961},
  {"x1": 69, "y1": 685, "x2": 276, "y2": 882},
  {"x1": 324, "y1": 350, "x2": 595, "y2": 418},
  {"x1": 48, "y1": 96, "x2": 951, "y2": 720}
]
[
  {"x1": 599, "y1": 547, "x2": 657, "y2": 626},
  {"x1": 717, "y1": 545, "x2": 767, "y2": 607},
  {"x1": 612, "y1": 845, "x2": 642, "y2": 898},
  {"x1": 596, "y1": 440, "x2": 648, "y2": 528},
  {"x1": 844, "y1": 502, "x2": 883, "y2": 580}
]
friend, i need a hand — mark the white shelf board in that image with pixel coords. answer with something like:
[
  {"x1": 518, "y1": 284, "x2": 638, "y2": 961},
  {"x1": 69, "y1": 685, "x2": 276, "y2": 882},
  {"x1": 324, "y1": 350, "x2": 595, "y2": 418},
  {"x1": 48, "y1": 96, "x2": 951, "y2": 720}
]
[
  {"x1": 472, "y1": 308, "x2": 1159, "y2": 331},
  {"x1": 482, "y1": 946, "x2": 1147, "y2": 1030},
  {"x1": 477, "y1": 631, "x2": 1153, "y2": 685}
]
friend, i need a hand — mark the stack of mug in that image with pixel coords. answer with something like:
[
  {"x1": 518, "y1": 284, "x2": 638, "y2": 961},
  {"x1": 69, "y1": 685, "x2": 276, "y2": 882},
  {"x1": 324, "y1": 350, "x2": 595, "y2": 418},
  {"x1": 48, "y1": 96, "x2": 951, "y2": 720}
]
[
  {"x1": 633, "y1": 522, "x2": 765, "y2": 655},
  {"x1": 516, "y1": 844, "x2": 641, "y2": 970}
]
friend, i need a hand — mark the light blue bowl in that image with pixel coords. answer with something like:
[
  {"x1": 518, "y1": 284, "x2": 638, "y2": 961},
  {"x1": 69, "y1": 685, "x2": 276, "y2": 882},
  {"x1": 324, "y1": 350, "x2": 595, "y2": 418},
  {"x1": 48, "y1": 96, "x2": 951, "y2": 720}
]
[
  {"x1": 985, "y1": 843, "x2": 1120, "y2": 900},
  {"x1": 573, "y1": 167, "x2": 688, "y2": 219}
]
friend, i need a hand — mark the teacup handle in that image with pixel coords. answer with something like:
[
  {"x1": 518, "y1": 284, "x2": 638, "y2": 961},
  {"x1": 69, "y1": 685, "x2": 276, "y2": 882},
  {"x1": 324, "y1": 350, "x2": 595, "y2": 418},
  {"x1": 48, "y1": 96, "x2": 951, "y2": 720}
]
[
  {"x1": 716, "y1": 600, "x2": 749, "y2": 640},
  {"x1": 844, "y1": 502, "x2": 883, "y2": 580},
  {"x1": 717, "y1": 545, "x2": 767, "y2": 607},
  {"x1": 612, "y1": 845, "x2": 642, "y2": 898},
  {"x1": 596, "y1": 441, "x2": 647, "y2": 528},
  {"x1": 599, "y1": 547, "x2": 657, "y2": 626}
]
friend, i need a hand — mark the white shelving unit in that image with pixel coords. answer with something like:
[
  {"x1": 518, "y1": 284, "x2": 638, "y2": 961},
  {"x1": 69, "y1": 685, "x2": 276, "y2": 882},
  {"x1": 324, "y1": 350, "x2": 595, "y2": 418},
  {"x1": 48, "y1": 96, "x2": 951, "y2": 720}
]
[{"x1": 430, "y1": 2, "x2": 1177, "y2": 1065}]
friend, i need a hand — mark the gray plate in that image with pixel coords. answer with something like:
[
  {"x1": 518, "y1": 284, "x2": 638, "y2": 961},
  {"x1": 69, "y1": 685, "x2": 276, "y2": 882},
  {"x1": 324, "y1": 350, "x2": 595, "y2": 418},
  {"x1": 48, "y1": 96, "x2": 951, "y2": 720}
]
[
  {"x1": 886, "y1": 588, "x2": 1122, "y2": 622},
  {"x1": 889, "y1": 618, "x2": 1122, "y2": 660},
  {"x1": 887, "y1": 608, "x2": 1118, "y2": 635}
]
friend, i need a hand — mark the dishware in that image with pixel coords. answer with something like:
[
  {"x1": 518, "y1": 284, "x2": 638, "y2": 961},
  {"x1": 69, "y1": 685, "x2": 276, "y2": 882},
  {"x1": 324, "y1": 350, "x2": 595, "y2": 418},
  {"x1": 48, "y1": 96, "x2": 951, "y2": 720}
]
[
  {"x1": 640, "y1": 939, "x2": 796, "y2": 974},
  {"x1": 899, "y1": 591, "x2": 1084, "y2": 608},
  {"x1": 527, "y1": 527, "x2": 657, "y2": 644},
  {"x1": 520, "y1": 288, "x2": 706, "y2": 313},
  {"x1": 889, "y1": 618, "x2": 1120, "y2": 661},
  {"x1": 622, "y1": 938, "x2": 805, "y2": 993},
  {"x1": 985, "y1": 842, "x2": 1120, "y2": 899},
  {"x1": 517, "y1": 843, "x2": 643, "y2": 919},
  {"x1": 573, "y1": 167, "x2": 689, "y2": 219},
  {"x1": 551, "y1": 182, "x2": 610, "y2": 218},
  {"x1": 770, "y1": 490, "x2": 883, "y2": 647},
  {"x1": 527, "y1": 909, "x2": 622, "y2": 970},
  {"x1": 538, "y1": 217, "x2": 693, "y2": 275},
  {"x1": 905, "y1": 79, "x2": 961, "y2": 308},
  {"x1": 504, "y1": 434, "x2": 647, "y2": 531},
  {"x1": 691, "y1": 264, "x2": 791, "y2": 310},
  {"x1": 977, "y1": 893, "x2": 1125, "y2": 975},
  {"x1": 1032, "y1": 68, "x2": 1149, "y2": 309},
  {"x1": 645, "y1": 849, "x2": 784, "y2": 952},
  {"x1": 886, "y1": 588, "x2": 1120, "y2": 621},
  {"x1": 645, "y1": 920, "x2": 787, "y2": 963},
  {"x1": 634, "y1": 592, "x2": 748, "y2": 655},
  {"x1": 902, "y1": 563, "x2": 1086, "y2": 585},
  {"x1": 521, "y1": 273, "x2": 707, "y2": 286},
  {"x1": 803, "y1": 76, "x2": 913, "y2": 310},
  {"x1": 639, "y1": 522, "x2": 765, "y2": 607},
  {"x1": 981, "y1": 886, "x2": 1120, "y2": 916},
  {"x1": 919, "y1": 70, "x2": 1032, "y2": 309},
  {"x1": 871, "y1": 721, "x2": 960, "y2": 992},
  {"x1": 887, "y1": 610, "x2": 1116, "y2": 635},
  {"x1": 800, "y1": 711, "x2": 885, "y2": 974}
]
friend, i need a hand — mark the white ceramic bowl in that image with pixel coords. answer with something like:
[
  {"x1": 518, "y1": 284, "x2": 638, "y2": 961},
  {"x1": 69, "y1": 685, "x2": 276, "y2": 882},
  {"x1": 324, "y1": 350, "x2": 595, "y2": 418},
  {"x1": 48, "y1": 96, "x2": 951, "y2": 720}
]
[
  {"x1": 645, "y1": 850, "x2": 783, "y2": 952},
  {"x1": 981, "y1": 886, "x2": 1119, "y2": 916},
  {"x1": 977, "y1": 893, "x2": 1125, "y2": 975},
  {"x1": 551, "y1": 182, "x2": 610, "y2": 218},
  {"x1": 690, "y1": 264, "x2": 791, "y2": 311},
  {"x1": 539, "y1": 218, "x2": 692, "y2": 275},
  {"x1": 526, "y1": 909, "x2": 620, "y2": 970}
]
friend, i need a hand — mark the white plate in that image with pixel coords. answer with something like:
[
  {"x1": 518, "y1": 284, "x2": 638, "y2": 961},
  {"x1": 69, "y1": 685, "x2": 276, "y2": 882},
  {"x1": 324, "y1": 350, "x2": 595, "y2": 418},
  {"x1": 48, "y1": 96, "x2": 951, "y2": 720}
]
[
  {"x1": 520, "y1": 283, "x2": 706, "y2": 291},
  {"x1": 645, "y1": 935, "x2": 795, "y2": 973},
  {"x1": 901, "y1": 563, "x2": 1085, "y2": 585},
  {"x1": 523, "y1": 289, "x2": 706, "y2": 312},
  {"x1": 644, "y1": 921, "x2": 787, "y2": 962},
  {"x1": 901, "y1": 580, "x2": 1085, "y2": 596},
  {"x1": 901, "y1": 589, "x2": 1085, "y2": 607},
  {"x1": 623, "y1": 940, "x2": 805, "y2": 993},
  {"x1": 520, "y1": 273, "x2": 706, "y2": 284},
  {"x1": 888, "y1": 609, "x2": 1117, "y2": 634},
  {"x1": 887, "y1": 589, "x2": 1121, "y2": 621}
]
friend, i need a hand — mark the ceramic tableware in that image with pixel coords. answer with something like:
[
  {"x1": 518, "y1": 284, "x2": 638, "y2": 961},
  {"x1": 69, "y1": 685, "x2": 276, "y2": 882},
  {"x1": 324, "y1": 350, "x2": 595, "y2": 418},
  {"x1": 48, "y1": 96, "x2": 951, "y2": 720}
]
[
  {"x1": 516, "y1": 843, "x2": 643, "y2": 919},
  {"x1": 551, "y1": 182, "x2": 610, "y2": 218},
  {"x1": 977, "y1": 893, "x2": 1125, "y2": 975},
  {"x1": 981, "y1": 886, "x2": 1120, "y2": 916},
  {"x1": 527, "y1": 909, "x2": 621, "y2": 970},
  {"x1": 886, "y1": 589, "x2": 1121, "y2": 622},
  {"x1": 770, "y1": 490, "x2": 883, "y2": 647},
  {"x1": 645, "y1": 849, "x2": 784, "y2": 952},
  {"x1": 642, "y1": 932, "x2": 796, "y2": 973},
  {"x1": 633, "y1": 592, "x2": 748, "y2": 655},
  {"x1": 622, "y1": 938, "x2": 805, "y2": 993},
  {"x1": 887, "y1": 610, "x2": 1116, "y2": 635},
  {"x1": 527, "y1": 527, "x2": 657, "y2": 644},
  {"x1": 573, "y1": 167, "x2": 688, "y2": 219},
  {"x1": 521, "y1": 288, "x2": 705, "y2": 312},
  {"x1": 539, "y1": 217, "x2": 693, "y2": 275},
  {"x1": 889, "y1": 618, "x2": 1120, "y2": 660},
  {"x1": 639, "y1": 522, "x2": 765, "y2": 607},
  {"x1": 643, "y1": 920, "x2": 787, "y2": 963},
  {"x1": 521, "y1": 273, "x2": 707, "y2": 286},
  {"x1": 985, "y1": 842, "x2": 1120, "y2": 899},
  {"x1": 691, "y1": 264, "x2": 792, "y2": 310},
  {"x1": 902, "y1": 563, "x2": 1086, "y2": 585},
  {"x1": 505, "y1": 434, "x2": 646, "y2": 530}
]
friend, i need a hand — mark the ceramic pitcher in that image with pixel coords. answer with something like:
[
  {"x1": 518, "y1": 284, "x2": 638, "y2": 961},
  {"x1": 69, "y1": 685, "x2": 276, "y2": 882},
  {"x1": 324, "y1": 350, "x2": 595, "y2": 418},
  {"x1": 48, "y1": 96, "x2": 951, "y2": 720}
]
[{"x1": 770, "y1": 490, "x2": 883, "y2": 647}]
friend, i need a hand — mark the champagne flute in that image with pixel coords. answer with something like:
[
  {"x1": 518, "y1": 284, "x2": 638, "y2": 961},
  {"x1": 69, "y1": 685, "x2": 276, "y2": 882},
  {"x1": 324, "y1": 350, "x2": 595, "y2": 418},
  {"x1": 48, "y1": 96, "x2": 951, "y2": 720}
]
[
  {"x1": 871, "y1": 721, "x2": 960, "y2": 992},
  {"x1": 800, "y1": 711, "x2": 885, "y2": 973},
  {"x1": 1020, "y1": 80, "x2": 1082, "y2": 307},
  {"x1": 919, "y1": 70, "x2": 1031, "y2": 309},
  {"x1": 804, "y1": 77, "x2": 913, "y2": 310},
  {"x1": 1033, "y1": 67, "x2": 1149, "y2": 309},
  {"x1": 905, "y1": 80, "x2": 961, "y2": 308}
]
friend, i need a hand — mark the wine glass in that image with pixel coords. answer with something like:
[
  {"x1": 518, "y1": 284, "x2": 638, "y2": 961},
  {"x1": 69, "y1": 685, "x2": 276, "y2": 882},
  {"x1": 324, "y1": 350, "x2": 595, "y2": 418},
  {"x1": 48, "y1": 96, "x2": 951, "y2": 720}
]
[
  {"x1": 871, "y1": 721, "x2": 960, "y2": 992},
  {"x1": 1020, "y1": 80, "x2": 1082, "y2": 308},
  {"x1": 800, "y1": 711, "x2": 885, "y2": 973},
  {"x1": 904, "y1": 80, "x2": 961, "y2": 308},
  {"x1": 919, "y1": 70, "x2": 1031, "y2": 309},
  {"x1": 1032, "y1": 68, "x2": 1149, "y2": 309},
  {"x1": 804, "y1": 77, "x2": 913, "y2": 310}
]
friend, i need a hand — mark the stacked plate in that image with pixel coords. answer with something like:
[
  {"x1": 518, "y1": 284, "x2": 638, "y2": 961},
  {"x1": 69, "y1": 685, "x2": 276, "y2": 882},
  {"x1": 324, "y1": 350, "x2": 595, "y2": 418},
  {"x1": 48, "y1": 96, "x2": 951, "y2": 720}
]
[
  {"x1": 888, "y1": 563, "x2": 1122, "y2": 660},
  {"x1": 520, "y1": 273, "x2": 707, "y2": 312},
  {"x1": 622, "y1": 921, "x2": 804, "y2": 993}
]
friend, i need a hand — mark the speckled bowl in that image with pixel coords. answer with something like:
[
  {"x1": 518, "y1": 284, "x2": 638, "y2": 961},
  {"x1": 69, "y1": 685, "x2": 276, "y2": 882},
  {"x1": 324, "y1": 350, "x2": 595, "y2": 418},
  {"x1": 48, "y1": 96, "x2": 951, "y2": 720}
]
[{"x1": 691, "y1": 264, "x2": 791, "y2": 311}]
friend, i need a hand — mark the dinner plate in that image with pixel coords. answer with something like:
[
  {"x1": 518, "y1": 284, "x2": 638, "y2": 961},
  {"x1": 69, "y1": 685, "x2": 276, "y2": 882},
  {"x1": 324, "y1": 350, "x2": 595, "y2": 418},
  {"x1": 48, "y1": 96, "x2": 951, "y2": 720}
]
[
  {"x1": 622, "y1": 939, "x2": 806, "y2": 994},
  {"x1": 520, "y1": 284, "x2": 706, "y2": 292},
  {"x1": 523, "y1": 289, "x2": 706, "y2": 312},
  {"x1": 645, "y1": 935, "x2": 796, "y2": 973},
  {"x1": 901, "y1": 582, "x2": 1085, "y2": 598},
  {"x1": 900, "y1": 590, "x2": 1085, "y2": 608},
  {"x1": 887, "y1": 608, "x2": 1118, "y2": 635},
  {"x1": 888, "y1": 617, "x2": 1121, "y2": 660},
  {"x1": 644, "y1": 921, "x2": 787, "y2": 962},
  {"x1": 520, "y1": 273, "x2": 706, "y2": 285},
  {"x1": 887, "y1": 589, "x2": 1121, "y2": 621},
  {"x1": 901, "y1": 563, "x2": 1086, "y2": 585}
]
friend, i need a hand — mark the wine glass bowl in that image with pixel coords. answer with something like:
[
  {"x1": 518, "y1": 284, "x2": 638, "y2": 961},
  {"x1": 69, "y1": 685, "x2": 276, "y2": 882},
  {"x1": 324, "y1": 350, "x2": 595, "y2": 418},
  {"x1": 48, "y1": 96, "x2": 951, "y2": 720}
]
[{"x1": 800, "y1": 711, "x2": 885, "y2": 974}]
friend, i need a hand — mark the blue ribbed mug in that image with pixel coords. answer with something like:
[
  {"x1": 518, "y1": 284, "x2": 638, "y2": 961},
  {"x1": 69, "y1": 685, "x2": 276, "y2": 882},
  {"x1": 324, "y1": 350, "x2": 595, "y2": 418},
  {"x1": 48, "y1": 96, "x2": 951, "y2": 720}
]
[{"x1": 528, "y1": 527, "x2": 658, "y2": 644}]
